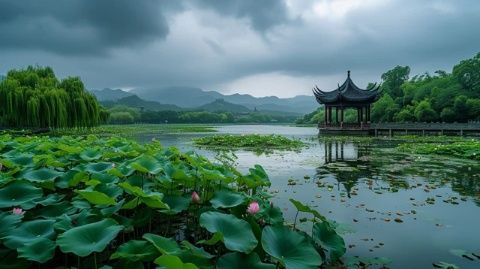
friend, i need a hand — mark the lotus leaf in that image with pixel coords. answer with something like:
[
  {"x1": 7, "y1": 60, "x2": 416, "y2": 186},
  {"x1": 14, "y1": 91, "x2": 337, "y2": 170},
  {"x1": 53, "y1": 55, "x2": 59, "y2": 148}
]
[
  {"x1": 56, "y1": 218, "x2": 123, "y2": 257},
  {"x1": 261, "y1": 225, "x2": 322, "y2": 269},
  {"x1": 3, "y1": 219, "x2": 56, "y2": 249},
  {"x1": 217, "y1": 252, "x2": 275, "y2": 269},
  {"x1": 142, "y1": 233, "x2": 181, "y2": 255},
  {"x1": 154, "y1": 255, "x2": 199, "y2": 269},
  {"x1": 161, "y1": 195, "x2": 191, "y2": 214},
  {"x1": 199, "y1": 211, "x2": 258, "y2": 253},
  {"x1": 0, "y1": 212, "x2": 22, "y2": 237},
  {"x1": 210, "y1": 190, "x2": 246, "y2": 209},
  {"x1": 17, "y1": 237, "x2": 56, "y2": 263},
  {"x1": 0, "y1": 181, "x2": 43, "y2": 208},
  {"x1": 76, "y1": 189, "x2": 116, "y2": 206},
  {"x1": 312, "y1": 222, "x2": 346, "y2": 261},
  {"x1": 79, "y1": 148, "x2": 102, "y2": 161},
  {"x1": 110, "y1": 240, "x2": 158, "y2": 261},
  {"x1": 130, "y1": 155, "x2": 163, "y2": 174}
]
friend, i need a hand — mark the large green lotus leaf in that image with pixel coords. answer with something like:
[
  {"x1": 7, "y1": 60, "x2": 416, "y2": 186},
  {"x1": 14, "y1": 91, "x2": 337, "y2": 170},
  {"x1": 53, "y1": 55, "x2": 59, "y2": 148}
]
[
  {"x1": 142, "y1": 233, "x2": 181, "y2": 255},
  {"x1": 119, "y1": 182, "x2": 168, "y2": 209},
  {"x1": 0, "y1": 181, "x2": 43, "y2": 208},
  {"x1": 130, "y1": 155, "x2": 163, "y2": 174},
  {"x1": 34, "y1": 193, "x2": 65, "y2": 206},
  {"x1": 180, "y1": 241, "x2": 214, "y2": 259},
  {"x1": 163, "y1": 164, "x2": 192, "y2": 182},
  {"x1": 35, "y1": 201, "x2": 76, "y2": 218},
  {"x1": 110, "y1": 240, "x2": 159, "y2": 261},
  {"x1": 217, "y1": 253, "x2": 275, "y2": 269},
  {"x1": 17, "y1": 237, "x2": 55, "y2": 263},
  {"x1": 154, "y1": 255, "x2": 199, "y2": 269},
  {"x1": 79, "y1": 148, "x2": 102, "y2": 161},
  {"x1": 210, "y1": 190, "x2": 246, "y2": 209},
  {"x1": 57, "y1": 218, "x2": 123, "y2": 257},
  {"x1": 198, "y1": 167, "x2": 226, "y2": 181},
  {"x1": 261, "y1": 226, "x2": 322, "y2": 269},
  {"x1": 21, "y1": 167, "x2": 63, "y2": 182},
  {"x1": 0, "y1": 212, "x2": 23, "y2": 237},
  {"x1": 160, "y1": 195, "x2": 191, "y2": 215},
  {"x1": 3, "y1": 219, "x2": 56, "y2": 249},
  {"x1": 84, "y1": 162, "x2": 113, "y2": 173},
  {"x1": 312, "y1": 222, "x2": 346, "y2": 261},
  {"x1": 199, "y1": 211, "x2": 258, "y2": 253},
  {"x1": 76, "y1": 189, "x2": 116, "y2": 206},
  {"x1": 289, "y1": 199, "x2": 327, "y2": 222},
  {"x1": 8, "y1": 153, "x2": 34, "y2": 167},
  {"x1": 259, "y1": 205, "x2": 284, "y2": 226},
  {"x1": 95, "y1": 183, "x2": 123, "y2": 198}
]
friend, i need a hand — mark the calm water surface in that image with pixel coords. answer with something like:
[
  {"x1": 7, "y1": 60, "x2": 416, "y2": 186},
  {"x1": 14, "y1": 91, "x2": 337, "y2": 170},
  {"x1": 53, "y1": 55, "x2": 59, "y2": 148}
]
[{"x1": 134, "y1": 124, "x2": 480, "y2": 269}]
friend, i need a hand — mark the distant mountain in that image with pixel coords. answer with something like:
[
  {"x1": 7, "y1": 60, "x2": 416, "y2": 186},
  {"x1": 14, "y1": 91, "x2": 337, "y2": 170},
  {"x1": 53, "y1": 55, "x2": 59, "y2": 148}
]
[
  {"x1": 91, "y1": 88, "x2": 133, "y2": 101},
  {"x1": 103, "y1": 95, "x2": 182, "y2": 111},
  {"x1": 195, "y1": 99, "x2": 250, "y2": 113},
  {"x1": 131, "y1": 87, "x2": 318, "y2": 113}
]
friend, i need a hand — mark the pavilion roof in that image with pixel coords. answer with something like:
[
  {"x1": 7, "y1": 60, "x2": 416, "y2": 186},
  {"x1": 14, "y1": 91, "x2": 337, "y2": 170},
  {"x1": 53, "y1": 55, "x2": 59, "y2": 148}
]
[{"x1": 313, "y1": 71, "x2": 381, "y2": 105}]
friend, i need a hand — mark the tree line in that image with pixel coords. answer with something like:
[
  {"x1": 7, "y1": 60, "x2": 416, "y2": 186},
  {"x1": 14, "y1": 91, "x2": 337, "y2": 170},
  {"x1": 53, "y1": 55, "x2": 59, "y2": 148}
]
[
  {"x1": 0, "y1": 66, "x2": 108, "y2": 129},
  {"x1": 297, "y1": 52, "x2": 480, "y2": 124}
]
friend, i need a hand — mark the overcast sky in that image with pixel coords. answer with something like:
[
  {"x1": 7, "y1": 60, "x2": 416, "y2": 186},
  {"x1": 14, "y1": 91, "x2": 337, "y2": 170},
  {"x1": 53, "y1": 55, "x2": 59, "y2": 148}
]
[{"x1": 1, "y1": 0, "x2": 479, "y2": 98}]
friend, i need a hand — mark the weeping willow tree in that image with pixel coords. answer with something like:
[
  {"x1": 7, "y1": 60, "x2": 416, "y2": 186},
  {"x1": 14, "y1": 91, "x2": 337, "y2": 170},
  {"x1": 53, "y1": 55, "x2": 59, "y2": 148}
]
[{"x1": 0, "y1": 66, "x2": 109, "y2": 129}]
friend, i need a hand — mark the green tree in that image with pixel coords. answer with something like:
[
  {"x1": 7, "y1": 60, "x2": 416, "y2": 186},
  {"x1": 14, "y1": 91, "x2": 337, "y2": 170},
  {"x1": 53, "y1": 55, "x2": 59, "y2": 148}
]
[
  {"x1": 453, "y1": 52, "x2": 480, "y2": 95},
  {"x1": 414, "y1": 100, "x2": 437, "y2": 122},
  {"x1": 371, "y1": 94, "x2": 400, "y2": 122},
  {"x1": 381, "y1": 66, "x2": 410, "y2": 99},
  {"x1": 440, "y1": 107, "x2": 456, "y2": 122}
]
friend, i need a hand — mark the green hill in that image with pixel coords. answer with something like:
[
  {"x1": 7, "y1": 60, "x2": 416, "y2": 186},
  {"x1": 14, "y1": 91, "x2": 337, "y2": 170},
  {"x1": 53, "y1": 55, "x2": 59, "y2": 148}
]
[
  {"x1": 103, "y1": 95, "x2": 182, "y2": 111},
  {"x1": 195, "y1": 99, "x2": 250, "y2": 113}
]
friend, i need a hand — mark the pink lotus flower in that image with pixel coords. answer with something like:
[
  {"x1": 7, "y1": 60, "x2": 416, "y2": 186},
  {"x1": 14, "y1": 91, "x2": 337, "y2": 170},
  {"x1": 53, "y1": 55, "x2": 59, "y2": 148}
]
[
  {"x1": 12, "y1": 208, "x2": 25, "y2": 215},
  {"x1": 247, "y1": 201, "x2": 260, "y2": 215},
  {"x1": 191, "y1": 191, "x2": 200, "y2": 203}
]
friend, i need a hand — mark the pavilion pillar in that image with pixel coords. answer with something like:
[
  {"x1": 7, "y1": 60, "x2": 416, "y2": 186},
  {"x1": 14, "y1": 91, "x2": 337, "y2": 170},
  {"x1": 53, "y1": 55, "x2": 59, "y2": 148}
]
[
  {"x1": 324, "y1": 106, "x2": 328, "y2": 126},
  {"x1": 357, "y1": 108, "x2": 361, "y2": 124},
  {"x1": 335, "y1": 107, "x2": 339, "y2": 124},
  {"x1": 362, "y1": 106, "x2": 367, "y2": 124},
  {"x1": 340, "y1": 107, "x2": 344, "y2": 127},
  {"x1": 329, "y1": 106, "x2": 333, "y2": 124}
]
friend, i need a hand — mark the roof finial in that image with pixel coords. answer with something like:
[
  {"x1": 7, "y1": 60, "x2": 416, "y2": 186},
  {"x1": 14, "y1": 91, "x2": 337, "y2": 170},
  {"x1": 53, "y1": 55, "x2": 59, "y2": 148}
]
[{"x1": 347, "y1": 70, "x2": 351, "y2": 78}]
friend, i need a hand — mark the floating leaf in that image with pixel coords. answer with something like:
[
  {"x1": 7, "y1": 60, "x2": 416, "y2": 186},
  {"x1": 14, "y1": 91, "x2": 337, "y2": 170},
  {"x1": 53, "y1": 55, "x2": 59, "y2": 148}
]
[
  {"x1": 199, "y1": 211, "x2": 258, "y2": 253},
  {"x1": 261, "y1": 225, "x2": 322, "y2": 269},
  {"x1": 57, "y1": 218, "x2": 123, "y2": 257},
  {"x1": 210, "y1": 190, "x2": 246, "y2": 209},
  {"x1": 217, "y1": 252, "x2": 275, "y2": 269},
  {"x1": 432, "y1": 261, "x2": 459, "y2": 269}
]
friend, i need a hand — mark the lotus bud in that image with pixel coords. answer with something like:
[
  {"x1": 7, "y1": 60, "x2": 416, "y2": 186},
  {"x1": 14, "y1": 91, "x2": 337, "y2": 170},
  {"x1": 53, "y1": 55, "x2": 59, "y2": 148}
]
[
  {"x1": 191, "y1": 191, "x2": 200, "y2": 203},
  {"x1": 247, "y1": 201, "x2": 260, "y2": 215},
  {"x1": 12, "y1": 207, "x2": 25, "y2": 215}
]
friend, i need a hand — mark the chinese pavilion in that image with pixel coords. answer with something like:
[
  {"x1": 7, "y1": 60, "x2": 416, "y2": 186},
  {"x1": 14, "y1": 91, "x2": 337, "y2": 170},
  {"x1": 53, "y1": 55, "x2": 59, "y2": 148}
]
[{"x1": 313, "y1": 71, "x2": 381, "y2": 133}]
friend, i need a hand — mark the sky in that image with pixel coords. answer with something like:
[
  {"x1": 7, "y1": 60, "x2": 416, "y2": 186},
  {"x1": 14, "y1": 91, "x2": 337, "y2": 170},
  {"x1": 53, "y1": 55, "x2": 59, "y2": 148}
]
[{"x1": 1, "y1": 0, "x2": 479, "y2": 98}]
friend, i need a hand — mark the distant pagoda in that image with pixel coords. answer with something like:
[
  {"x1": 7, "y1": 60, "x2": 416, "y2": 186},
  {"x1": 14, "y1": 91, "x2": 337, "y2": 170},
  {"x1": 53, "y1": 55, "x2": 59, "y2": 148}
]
[{"x1": 313, "y1": 71, "x2": 381, "y2": 133}]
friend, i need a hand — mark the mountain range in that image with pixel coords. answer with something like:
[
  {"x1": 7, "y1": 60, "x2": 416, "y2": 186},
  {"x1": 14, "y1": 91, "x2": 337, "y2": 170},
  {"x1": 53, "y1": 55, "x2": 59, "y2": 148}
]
[{"x1": 91, "y1": 87, "x2": 318, "y2": 114}]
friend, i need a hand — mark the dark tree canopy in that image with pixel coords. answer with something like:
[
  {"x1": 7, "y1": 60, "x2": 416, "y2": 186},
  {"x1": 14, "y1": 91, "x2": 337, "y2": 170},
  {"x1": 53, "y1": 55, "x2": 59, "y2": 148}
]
[{"x1": 0, "y1": 66, "x2": 108, "y2": 128}]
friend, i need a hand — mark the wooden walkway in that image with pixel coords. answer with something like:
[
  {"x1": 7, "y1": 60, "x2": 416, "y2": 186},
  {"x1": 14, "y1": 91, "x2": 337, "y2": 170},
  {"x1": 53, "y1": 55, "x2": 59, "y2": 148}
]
[{"x1": 319, "y1": 122, "x2": 480, "y2": 136}]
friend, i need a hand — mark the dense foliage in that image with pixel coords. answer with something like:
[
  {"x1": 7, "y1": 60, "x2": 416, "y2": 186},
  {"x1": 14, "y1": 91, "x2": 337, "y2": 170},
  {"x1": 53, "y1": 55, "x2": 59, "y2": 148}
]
[
  {"x1": 372, "y1": 53, "x2": 480, "y2": 122},
  {"x1": 0, "y1": 135, "x2": 344, "y2": 268},
  {"x1": 107, "y1": 105, "x2": 297, "y2": 124},
  {"x1": 194, "y1": 134, "x2": 306, "y2": 151},
  {"x1": 298, "y1": 53, "x2": 480, "y2": 124},
  {"x1": 0, "y1": 66, "x2": 108, "y2": 128}
]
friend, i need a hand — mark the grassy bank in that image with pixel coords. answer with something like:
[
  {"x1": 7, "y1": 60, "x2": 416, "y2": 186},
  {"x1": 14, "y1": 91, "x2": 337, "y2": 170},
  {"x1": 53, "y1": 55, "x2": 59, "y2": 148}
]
[{"x1": 194, "y1": 134, "x2": 307, "y2": 151}]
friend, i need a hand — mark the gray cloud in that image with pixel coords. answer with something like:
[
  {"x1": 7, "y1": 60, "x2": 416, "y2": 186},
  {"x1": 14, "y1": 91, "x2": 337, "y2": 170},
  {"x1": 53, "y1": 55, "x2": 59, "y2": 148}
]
[
  {"x1": 0, "y1": 0, "x2": 179, "y2": 55},
  {"x1": 192, "y1": 0, "x2": 292, "y2": 32},
  {"x1": 0, "y1": 0, "x2": 479, "y2": 97}
]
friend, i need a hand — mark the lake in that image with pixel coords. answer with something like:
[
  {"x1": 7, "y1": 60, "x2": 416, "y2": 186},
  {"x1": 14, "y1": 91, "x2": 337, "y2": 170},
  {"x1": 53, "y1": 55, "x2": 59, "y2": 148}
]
[{"x1": 133, "y1": 124, "x2": 480, "y2": 269}]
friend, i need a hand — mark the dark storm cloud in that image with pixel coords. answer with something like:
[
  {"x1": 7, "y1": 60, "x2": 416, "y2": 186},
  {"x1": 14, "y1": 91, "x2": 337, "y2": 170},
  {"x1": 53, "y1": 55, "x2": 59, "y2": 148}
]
[
  {"x1": 0, "y1": 0, "x2": 179, "y2": 55},
  {"x1": 192, "y1": 0, "x2": 292, "y2": 31}
]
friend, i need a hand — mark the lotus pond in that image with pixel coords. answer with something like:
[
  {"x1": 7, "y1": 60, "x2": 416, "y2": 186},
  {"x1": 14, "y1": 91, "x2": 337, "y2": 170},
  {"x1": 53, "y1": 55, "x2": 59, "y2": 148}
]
[{"x1": 1, "y1": 124, "x2": 480, "y2": 269}]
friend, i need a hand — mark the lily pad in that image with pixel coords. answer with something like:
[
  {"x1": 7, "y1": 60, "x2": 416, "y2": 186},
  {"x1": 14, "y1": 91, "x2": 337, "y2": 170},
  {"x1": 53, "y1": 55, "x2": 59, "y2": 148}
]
[
  {"x1": 261, "y1": 225, "x2": 322, "y2": 269},
  {"x1": 199, "y1": 211, "x2": 258, "y2": 253},
  {"x1": 154, "y1": 255, "x2": 199, "y2": 269},
  {"x1": 130, "y1": 155, "x2": 163, "y2": 174},
  {"x1": 57, "y1": 218, "x2": 123, "y2": 257},
  {"x1": 142, "y1": 233, "x2": 181, "y2": 255},
  {"x1": 76, "y1": 189, "x2": 116, "y2": 206},
  {"x1": 161, "y1": 195, "x2": 191, "y2": 215}
]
